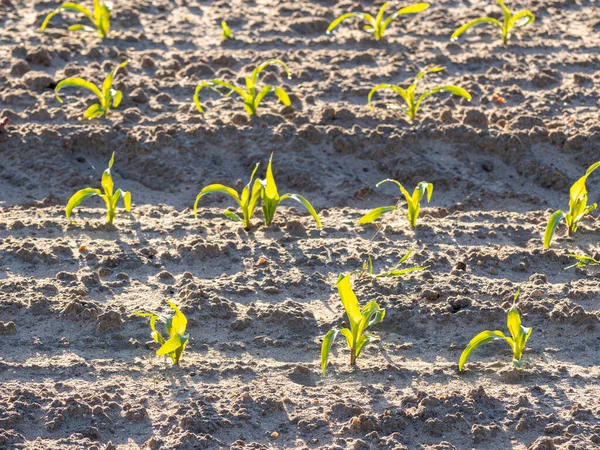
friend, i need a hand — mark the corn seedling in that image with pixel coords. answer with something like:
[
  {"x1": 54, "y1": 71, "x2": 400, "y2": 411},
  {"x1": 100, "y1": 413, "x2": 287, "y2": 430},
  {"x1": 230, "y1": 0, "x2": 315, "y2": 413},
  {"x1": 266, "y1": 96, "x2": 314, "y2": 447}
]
[
  {"x1": 222, "y1": 21, "x2": 232, "y2": 39},
  {"x1": 194, "y1": 163, "x2": 261, "y2": 230},
  {"x1": 359, "y1": 179, "x2": 433, "y2": 228},
  {"x1": 368, "y1": 67, "x2": 471, "y2": 122},
  {"x1": 321, "y1": 274, "x2": 386, "y2": 374},
  {"x1": 544, "y1": 161, "x2": 600, "y2": 249},
  {"x1": 55, "y1": 61, "x2": 127, "y2": 119},
  {"x1": 358, "y1": 249, "x2": 426, "y2": 280},
  {"x1": 135, "y1": 301, "x2": 188, "y2": 366},
  {"x1": 194, "y1": 59, "x2": 291, "y2": 116},
  {"x1": 326, "y1": 2, "x2": 430, "y2": 40},
  {"x1": 40, "y1": 0, "x2": 112, "y2": 38},
  {"x1": 564, "y1": 253, "x2": 600, "y2": 271},
  {"x1": 260, "y1": 154, "x2": 321, "y2": 228},
  {"x1": 66, "y1": 152, "x2": 131, "y2": 224},
  {"x1": 459, "y1": 290, "x2": 531, "y2": 371},
  {"x1": 451, "y1": 0, "x2": 534, "y2": 45}
]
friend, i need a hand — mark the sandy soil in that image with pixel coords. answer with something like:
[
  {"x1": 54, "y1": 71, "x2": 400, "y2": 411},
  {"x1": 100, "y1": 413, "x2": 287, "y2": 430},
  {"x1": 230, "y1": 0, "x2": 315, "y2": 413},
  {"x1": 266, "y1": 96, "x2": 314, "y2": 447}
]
[{"x1": 2, "y1": 0, "x2": 600, "y2": 449}]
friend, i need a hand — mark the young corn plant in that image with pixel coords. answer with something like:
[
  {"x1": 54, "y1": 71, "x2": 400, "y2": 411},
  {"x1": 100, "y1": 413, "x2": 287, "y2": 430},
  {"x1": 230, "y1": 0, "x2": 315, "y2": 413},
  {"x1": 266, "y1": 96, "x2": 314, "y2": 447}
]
[
  {"x1": 55, "y1": 61, "x2": 127, "y2": 119},
  {"x1": 544, "y1": 161, "x2": 600, "y2": 249},
  {"x1": 564, "y1": 253, "x2": 600, "y2": 271},
  {"x1": 359, "y1": 179, "x2": 433, "y2": 228},
  {"x1": 358, "y1": 249, "x2": 426, "y2": 280},
  {"x1": 326, "y1": 2, "x2": 430, "y2": 40},
  {"x1": 368, "y1": 67, "x2": 471, "y2": 122},
  {"x1": 194, "y1": 163, "x2": 262, "y2": 230},
  {"x1": 194, "y1": 59, "x2": 291, "y2": 116},
  {"x1": 451, "y1": 0, "x2": 535, "y2": 45},
  {"x1": 135, "y1": 301, "x2": 189, "y2": 366},
  {"x1": 66, "y1": 152, "x2": 131, "y2": 224},
  {"x1": 221, "y1": 21, "x2": 232, "y2": 39},
  {"x1": 321, "y1": 274, "x2": 386, "y2": 374},
  {"x1": 260, "y1": 154, "x2": 321, "y2": 228},
  {"x1": 459, "y1": 290, "x2": 531, "y2": 371},
  {"x1": 40, "y1": 0, "x2": 112, "y2": 38}
]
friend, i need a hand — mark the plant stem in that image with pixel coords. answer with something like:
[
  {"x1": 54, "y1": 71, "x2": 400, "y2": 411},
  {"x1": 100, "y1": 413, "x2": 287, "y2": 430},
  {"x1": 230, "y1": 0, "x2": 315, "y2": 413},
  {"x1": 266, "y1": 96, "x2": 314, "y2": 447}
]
[{"x1": 350, "y1": 348, "x2": 356, "y2": 366}]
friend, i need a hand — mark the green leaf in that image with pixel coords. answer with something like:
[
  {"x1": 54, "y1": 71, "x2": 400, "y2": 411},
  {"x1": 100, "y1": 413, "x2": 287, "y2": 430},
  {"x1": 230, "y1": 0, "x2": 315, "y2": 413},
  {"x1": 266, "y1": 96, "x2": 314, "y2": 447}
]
[
  {"x1": 55, "y1": 78, "x2": 103, "y2": 105},
  {"x1": 337, "y1": 274, "x2": 362, "y2": 332},
  {"x1": 397, "y1": 2, "x2": 430, "y2": 15},
  {"x1": 358, "y1": 206, "x2": 397, "y2": 225},
  {"x1": 65, "y1": 187, "x2": 102, "y2": 222},
  {"x1": 121, "y1": 190, "x2": 131, "y2": 212},
  {"x1": 40, "y1": 2, "x2": 94, "y2": 31},
  {"x1": 167, "y1": 301, "x2": 187, "y2": 336},
  {"x1": 510, "y1": 10, "x2": 535, "y2": 28},
  {"x1": 543, "y1": 210, "x2": 566, "y2": 249},
  {"x1": 368, "y1": 84, "x2": 408, "y2": 110},
  {"x1": 321, "y1": 328, "x2": 339, "y2": 374},
  {"x1": 280, "y1": 193, "x2": 322, "y2": 228},
  {"x1": 157, "y1": 333, "x2": 187, "y2": 356},
  {"x1": 224, "y1": 210, "x2": 243, "y2": 222},
  {"x1": 254, "y1": 85, "x2": 273, "y2": 111},
  {"x1": 326, "y1": 13, "x2": 362, "y2": 34},
  {"x1": 112, "y1": 90, "x2": 123, "y2": 108},
  {"x1": 102, "y1": 61, "x2": 128, "y2": 110},
  {"x1": 376, "y1": 266, "x2": 425, "y2": 278},
  {"x1": 194, "y1": 184, "x2": 241, "y2": 218},
  {"x1": 451, "y1": 17, "x2": 503, "y2": 41},
  {"x1": 398, "y1": 249, "x2": 414, "y2": 264},
  {"x1": 458, "y1": 330, "x2": 506, "y2": 371},
  {"x1": 274, "y1": 87, "x2": 291, "y2": 107},
  {"x1": 221, "y1": 20, "x2": 232, "y2": 39},
  {"x1": 84, "y1": 103, "x2": 103, "y2": 119}
]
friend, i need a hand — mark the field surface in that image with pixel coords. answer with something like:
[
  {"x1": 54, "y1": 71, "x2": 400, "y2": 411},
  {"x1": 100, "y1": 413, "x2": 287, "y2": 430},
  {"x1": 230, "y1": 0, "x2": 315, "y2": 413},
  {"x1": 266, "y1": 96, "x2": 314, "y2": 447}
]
[{"x1": 2, "y1": 0, "x2": 600, "y2": 449}]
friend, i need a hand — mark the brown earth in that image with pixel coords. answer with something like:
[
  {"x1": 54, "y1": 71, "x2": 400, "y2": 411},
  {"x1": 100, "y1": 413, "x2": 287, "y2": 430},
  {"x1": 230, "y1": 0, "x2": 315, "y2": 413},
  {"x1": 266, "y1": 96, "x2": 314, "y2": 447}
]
[{"x1": 2, "y1": 0, "x2": 600, "y2": 449}]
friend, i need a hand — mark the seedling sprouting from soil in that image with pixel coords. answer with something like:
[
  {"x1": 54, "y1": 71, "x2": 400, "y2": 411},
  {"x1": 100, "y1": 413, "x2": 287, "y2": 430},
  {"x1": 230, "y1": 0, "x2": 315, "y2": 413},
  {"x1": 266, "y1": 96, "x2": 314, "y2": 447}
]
[
  {"x1": 368, "y1": 67, "x2": 471, "y2": 122},
  {"x1": 359, "y1": 179, "x2": 433, "y2": 228},
  {"x1": 459, "y1": 290, "x2": 531, "y2": 371},
  {"x1": 194, "y1": 59, "x2": 291, "y2": 116},
  {"x1": 544, "y1": 162, "x2": 600, "y2": 249},
  {"x1": 564, "y1": 253, "x2": 600, "y2": 271},
  {"x1": 358, "y1": 249, "x2": 426, "y2": 280},
  {"x1": 55, "y1": 61, "x2": 128, "y2": 119},
  {"x1": 194, "y1": 163, "x2": 262, "y2": 230},
  {"x1": 321, "y1": 274, "x2": 386, "y2": 374},
  {"x1": 260, "y1": 154, "x2": 321, "y2": 228},
  {"x1": 221, "y1": 21, "x2": 232, "y2": 39},
  {"x1": 66, "y1": 152, "x2": 131, "y2": 224},
  {"x1": 40, "y1": 0, "x2": 112, "y2": 38},
  {"x1": 451, "y1": 0, "x2": 534, "y2": 45},
  {"x1": 135, "y1": 301, "x2": 189, "y2": 366},
  {"x1": 326, "y1": 2, "x2": 430, "y2": 40}
]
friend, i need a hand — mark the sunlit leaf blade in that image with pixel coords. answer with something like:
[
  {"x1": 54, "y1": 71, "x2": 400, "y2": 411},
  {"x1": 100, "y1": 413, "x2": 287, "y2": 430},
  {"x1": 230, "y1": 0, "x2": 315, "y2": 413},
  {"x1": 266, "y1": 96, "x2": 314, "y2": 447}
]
[
  {"x1": 398, "y1": 249, "x2": 414, "y2": 264},
  {"x1": 510, "y1": 10, "x2": 535, "y2": 28},
  {"x1": 326, "y1": 13, "x2": 361, "y2": 34},
  {"x1": 376, "y1": 266, "x2": 425, "y2": 278},
  {"x1": 221, "y1": 20, "x2": 232, "y2": 39},
  {"x1": 337, "y1": 274, "x2": 362, "y2": 330},
  {"x1": 194, "y1": 184, "x2": 240, "y2": 218},
  {"x1": 321, "y1": 328, "x2": 339, "y2": 374},
  {"x1": 358, "y1": 206, "x2": 397, "y2": 225},
  {"x1": 65, "y1": 187, "x2": 102, "y2": 222},
  {"x1": 564, "y1": 253, "x2": 599, "y2": 270},
  {"x1": 122, "y1": 190, "x2": 131, "y2": 212},
  {"x1": 450, "y1": 17, "x2": 503, "y2": 41},
  {"x1": 458, "y1": 330, "x2": 506, "y2": 371},
  {"x1": 440, "y1": 85, "x2": 471, "y2": 101},
  {"x1": 368, "y1": 84, "x2": 408, "y2": 110},
  {"x1": 112, "y1": 90, "x2": 123, "y2": 108},
  {"x1": 543, "y1": 210, "x2": 566, "y2": 249},
  {"x1": 254, "y1": 85, "x2": 272, "y2": 110},
  {"x1": 102, "y1": 61, "x2": 128, "y2": 108},
  {"x1": 55, "y1": 78, "x2": 103, "y2": 104},
  {"x1": 274, "y1": 87, "x2": 291, "y2": 106},
  {"x1": 281, "y1": 193, "x2": 322, "y2": 228},
  {"x1": 156, "y1": 333, "x2": 187, "y2": 356},
  {"x1": 224, "y1": 210, "x2": 243, "y2": 222},
  {"x1": 397, "y1": 2, "x2": 430, "y2": 15},
  {"x1": 40, "y1": 3, "x2": 94, "y2": 31},
  {"x1": 168, "y1": 301, "x2": 187, "y2": 336},
  {"x1": 84, "y1": 103, "x2": 103, "y2": 119}
]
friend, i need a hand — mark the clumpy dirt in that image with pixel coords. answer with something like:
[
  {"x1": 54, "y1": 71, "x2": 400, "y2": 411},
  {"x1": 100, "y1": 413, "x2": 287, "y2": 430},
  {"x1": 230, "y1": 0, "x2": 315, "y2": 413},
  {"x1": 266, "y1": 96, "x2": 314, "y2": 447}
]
[{"x1": 2, "y1": 0, "x2": 600, "y2": 448}]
